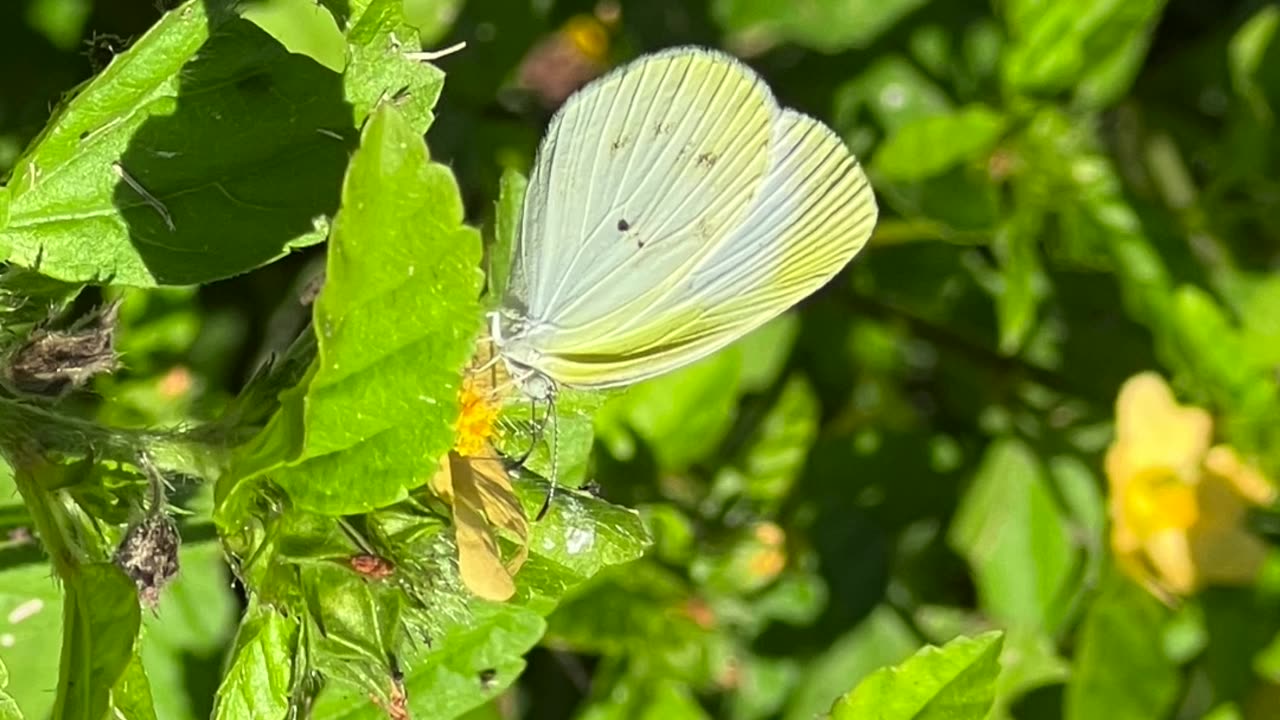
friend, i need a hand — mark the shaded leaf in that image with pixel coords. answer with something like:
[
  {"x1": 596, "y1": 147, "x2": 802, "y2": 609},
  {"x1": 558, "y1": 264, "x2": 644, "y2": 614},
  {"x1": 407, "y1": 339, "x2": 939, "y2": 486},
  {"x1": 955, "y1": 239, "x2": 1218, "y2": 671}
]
[
  {"x1": 1065, "y1": 572, "x2": 1178, "y2": 720},
  {"x1": 873, "y1": 105, "x2": 1007, "y2": 182},
  {"x1": 0, "y1": 0, "x2": 441, "y2": 287},
  {"x1": 54, "y1": 564, "x2": 142, "y2": 720},
  {"x1": 948, "y1": 438, "x2": 1076, "y2": 633}
]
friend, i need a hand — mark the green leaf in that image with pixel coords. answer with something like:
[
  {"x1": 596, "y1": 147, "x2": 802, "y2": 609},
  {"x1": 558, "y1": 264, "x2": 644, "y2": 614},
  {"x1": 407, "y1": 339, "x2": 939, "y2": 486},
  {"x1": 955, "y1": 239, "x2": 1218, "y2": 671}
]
[
  {"x1": 302, "y1": 562, "x2": 404, "y2": 684},
  {"x1": 25, "y1": 0, "x2": 94, "y2": 51},
  {"x1": 834, "y1": 57, "x2": 953, "y2": 137},
  {"x1": 0, "y1": 562, "x2": 63, "y2": 719},
  {"x1": 212, "y1": 601, "x2": 297, "y2": 720},
  {"x1": 343, "y1": 38, "x2": 444, "y2": 136},
  {"x1": 109, "y1": 649, "x2": 158, "y2": 720},
  {"x1": 489, "y1": 167, "x2": 526, "y2": 307},
  {"x1": 991, "y1": 214, "x2": 1047, "y2": 354},
  {"x1": 830, "y1": 631, "x2": 1004, "y2": 720},
  {"x1": 1002, "y1": 0, "x2": 1169, "y2": 107},
  {"x1": 545, "y1": 561, "x2": 718, "y2": 684},
  {"x1": 712, "y1": 375, "x2": 817, "y2": 512},
  {"x1": 514, "y1": 484, "x2": 653, "y2": 612},
  {"x1": 1065, "y1": 573, "x2": 1179, "y2": 720},
  {"x1": 0, "y1": 0, "x2": 441, "y2": 287},
  {"x1": 259, "y1": 103, "x2": 484, "y2": 514},
  {"x1": 141, "y1": 543, "x2": 239, "y2": 720},
  {"x1": 242, "y1": 0, "x2": 347, "y2": 72},
  {"x1": 948, "y1": 438, "x2": 1077, "y2": 633},
  {"x1": 784, "y1": 606, "x2": 921, "y2": 720},
  {"x1": 1241, "y1": 275, "x2": 1280, "y2": 369},
  {"x1": 54, "y1": 563, "x2": 142, "y2": 720},
  {"x1": 309, "y1": 603, "x2": 545, "y2": 720},
  {"x1": 595, "y1": 346, "x2": 741, "y2": 470},
  {"x1": 873, "y1": 105, "x2": 1007, "y2": 182},
  {"x1": 713, "y1": 0, "x2": 929, "y2": 53},
  {"x1": 1172, "y1": 285, "x2": 1254, "y2": 394},
  {"x1": 578, "y1": 673, "x2": 712, "y2": 720},
  {"x1": 0, "y1": 658, "x2": 23, "y2": 720},
  {"x1": 1229, "y1": 5, "x2": 1280, "y2": 120}
]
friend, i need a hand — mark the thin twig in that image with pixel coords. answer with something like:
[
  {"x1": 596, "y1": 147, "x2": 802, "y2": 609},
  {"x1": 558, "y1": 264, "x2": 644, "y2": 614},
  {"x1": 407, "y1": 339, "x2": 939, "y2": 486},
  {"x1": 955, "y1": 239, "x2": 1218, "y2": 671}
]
[
  {"x1": 403, "y1": 41, "x2": 467, "y2": 62},
  {"x1": 112, "y1": 161, "x2": 175, "y2": 231}
]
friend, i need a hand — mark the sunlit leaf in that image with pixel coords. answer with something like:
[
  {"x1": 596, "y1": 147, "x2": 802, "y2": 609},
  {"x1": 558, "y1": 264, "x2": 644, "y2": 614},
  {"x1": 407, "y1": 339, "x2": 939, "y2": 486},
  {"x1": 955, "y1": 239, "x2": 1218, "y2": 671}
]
[{"x1": 830, "y1": 631, "x2": 1004, "y2": 720}]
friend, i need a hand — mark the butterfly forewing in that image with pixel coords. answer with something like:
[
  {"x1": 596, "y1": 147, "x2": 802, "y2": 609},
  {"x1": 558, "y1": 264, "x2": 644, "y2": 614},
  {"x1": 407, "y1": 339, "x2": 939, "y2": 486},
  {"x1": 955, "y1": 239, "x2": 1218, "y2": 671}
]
[
  {"x1": 513, "y1": 48, "x2": 777, "y2": 331},
  {"x1": 535, "y1": 110, "x2": 877, "y2": 387}
]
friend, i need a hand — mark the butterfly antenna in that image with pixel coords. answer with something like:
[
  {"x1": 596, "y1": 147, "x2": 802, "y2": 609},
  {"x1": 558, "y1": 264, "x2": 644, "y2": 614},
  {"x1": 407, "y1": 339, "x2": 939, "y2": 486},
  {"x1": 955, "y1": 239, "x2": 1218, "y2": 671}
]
[
  {"x1": 513, "y1": 394, "x2": 546, "y2": 467},
  {"x1": 536, "y1": 395, "x2": 559, "y2": 521}
]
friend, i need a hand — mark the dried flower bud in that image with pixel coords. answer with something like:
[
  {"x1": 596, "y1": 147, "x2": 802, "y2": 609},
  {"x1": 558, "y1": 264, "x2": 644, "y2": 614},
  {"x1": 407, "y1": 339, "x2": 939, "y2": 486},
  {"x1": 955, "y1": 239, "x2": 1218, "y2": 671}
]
[
  {"x1": 113, "y1": 513, "x2": 181, "y2": 609},
  {"x1": 4, "y1": 300, "x2": 120, "y2": 398}
]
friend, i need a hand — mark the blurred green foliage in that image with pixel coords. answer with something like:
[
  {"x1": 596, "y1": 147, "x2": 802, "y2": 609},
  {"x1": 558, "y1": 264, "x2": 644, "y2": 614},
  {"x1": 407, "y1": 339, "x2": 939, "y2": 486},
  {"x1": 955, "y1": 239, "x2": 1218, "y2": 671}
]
[{"x1": 0, "y1": 0, "x2": 1278, "y2": 719}]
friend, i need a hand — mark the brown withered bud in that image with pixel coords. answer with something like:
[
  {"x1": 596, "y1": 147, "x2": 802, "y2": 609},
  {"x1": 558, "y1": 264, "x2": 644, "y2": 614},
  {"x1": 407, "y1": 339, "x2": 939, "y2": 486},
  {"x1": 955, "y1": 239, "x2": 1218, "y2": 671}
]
[
  {"x1": 350, "y1": 553, "x2": 396, "y2": 580},
  {"x1": 299, "y1": 271, "x2": 326, "y2": 306},
  {"x1": 113, "y1": 513, "x2": 181, "y2": 609},
  {"x1": 4, "y1": 299, "x2": 121, "y2": 398}
]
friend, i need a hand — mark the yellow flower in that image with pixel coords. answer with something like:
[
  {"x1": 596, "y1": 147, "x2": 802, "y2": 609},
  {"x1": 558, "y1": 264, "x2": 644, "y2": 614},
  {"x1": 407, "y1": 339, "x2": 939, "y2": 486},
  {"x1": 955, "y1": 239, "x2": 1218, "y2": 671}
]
[
  {"x1": 1106, "y1": 372, "x2": 1276, "y2": 599},
  {"x1": 430, "y1": 340, "x2": 530, "y2": 602}
]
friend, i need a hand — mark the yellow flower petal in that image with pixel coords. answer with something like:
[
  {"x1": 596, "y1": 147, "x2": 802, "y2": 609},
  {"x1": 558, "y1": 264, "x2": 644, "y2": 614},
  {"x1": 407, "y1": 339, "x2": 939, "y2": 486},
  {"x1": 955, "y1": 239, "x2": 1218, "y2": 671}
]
[
  {"x1": 1107, "y1": 372, "x2": 1212, "y2": 485},
  {"x1": 431, "y1": 450, "x2": 531, "y2": 602},
  {"x1": 445, "y1": 453, "x2": 516, "y2": 601},
  {"x1": 1143, "y1": 528, "x2": 1197, "y2": 595},
  {"x1": 1205, "y1": 445, "x2": 1277, "y2": 506}
]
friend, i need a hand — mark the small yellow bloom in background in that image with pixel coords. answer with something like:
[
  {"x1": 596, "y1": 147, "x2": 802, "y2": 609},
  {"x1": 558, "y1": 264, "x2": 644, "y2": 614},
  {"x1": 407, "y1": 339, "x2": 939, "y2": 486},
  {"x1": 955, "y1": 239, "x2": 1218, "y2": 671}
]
[{"x1": 1106, "y1": 372, "x2": 1277, "y2": 600}]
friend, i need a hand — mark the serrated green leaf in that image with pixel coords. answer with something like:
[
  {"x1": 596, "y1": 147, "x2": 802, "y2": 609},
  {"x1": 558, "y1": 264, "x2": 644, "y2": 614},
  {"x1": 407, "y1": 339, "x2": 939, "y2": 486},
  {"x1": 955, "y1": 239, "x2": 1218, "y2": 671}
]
[
  {"x1": 310, "y1": 603, "x2": 545, "y2": 720},
  {"x1": 242, "y1": 0, "x2": 347, "y2": 72},
  {"x1": 266, "y1": 103, "x2": 483, "y2": 514},
  {"x1": 54, "y1": 563, "x2": 142, "y2": 720},
  {"x1": 784, "y1": 606, "x2": 921, "y2": 720},
  {"x1": 0, "y1": 658, "x2": 22, "y2": 720},
  {"x1": 212, "y1": 601, "x2": 297, "y2": 720},
  {"x1": 0, "y1": 0, "x2": 443, "y2": 287},
  {"x1": 948, "y1": 438, "x2": 1076, "y2": 633},
  {"x1": 1065, "y1": 573, "x2": 1178, "y2": 720},
  {"x1": 346, "y1": 0, "x2": 405, "y2": 45},
  {"x1": 873, "y1": 105, "x2": 1006, "y2": 182},
  {"x1": 344, "y1": 41, "x2": 444, "y2": 135},
  {"x1": 830, "y1": 631, "x2": 1004, "y2": 720}
]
